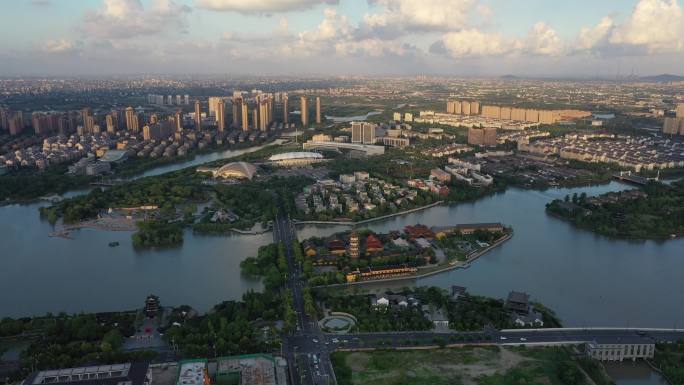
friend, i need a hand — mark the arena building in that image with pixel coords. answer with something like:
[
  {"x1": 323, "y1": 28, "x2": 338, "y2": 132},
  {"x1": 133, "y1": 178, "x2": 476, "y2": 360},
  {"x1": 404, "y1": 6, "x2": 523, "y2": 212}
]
[
  {"x1": 268, "y1": 152, "x2": 326, "y2": 167},
  {"x1": 196, "y1": 161, "x2": 257, "y2": 180}
]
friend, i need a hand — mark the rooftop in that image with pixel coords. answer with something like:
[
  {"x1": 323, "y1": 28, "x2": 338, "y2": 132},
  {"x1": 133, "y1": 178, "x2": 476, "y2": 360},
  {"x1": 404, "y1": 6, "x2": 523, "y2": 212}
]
[
  {"x1": 25, "y1": 363, "x2": 149, "y2": 385},
  {"x1": 269, "y1": 152, "x2": 323, "y2": 161}
]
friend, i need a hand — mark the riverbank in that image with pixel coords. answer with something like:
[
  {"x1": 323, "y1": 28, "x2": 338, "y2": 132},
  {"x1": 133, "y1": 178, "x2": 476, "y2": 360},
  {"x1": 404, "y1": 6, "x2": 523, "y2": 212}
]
[
  {"x1": 545, "y1": 180, "x2": 684, "y2": 241},
  {"x1": 294, "y1": 201, "x2": 445, "y2": 227},
  {"x1": 0, "y1": 138, "x2": 285, "y2": 207}
]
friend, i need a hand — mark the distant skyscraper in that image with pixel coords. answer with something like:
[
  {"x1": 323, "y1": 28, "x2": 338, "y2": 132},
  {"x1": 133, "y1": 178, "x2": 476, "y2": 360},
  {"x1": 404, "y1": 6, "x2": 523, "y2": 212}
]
[
  {"x1": 125, "y1": 107, "x2": 139, "y2": 131},
  {"x1": 315, "y1": 96, "x2": 321, "y2": 124},
  {"x1": 259, "y1": 100, "x2": 269, "y2": 131},
  {"x1": 106, "y1": 114, "x2": 118, "y2": 133},
  {"x1": 184, "y1": 95, "x2": 190, "y2": 105},
  {"x1": 252, "y1": 107, "x2": 258, "y2": 130},
  {"x1": 208, "y1": 97, "x2": 224, "y2": 118},
  {"x1": 217, "y1": 99, "x2": 225, "y2": 131},
  {"x1": 176, "y1": 95, "x2": 182, "y2": 105},
  {"x1": 81, "y1": 107, "x2": 94, "y2": 132},
  {"x1": 232, "y1": 97, "x2": 240, "y2": 128},
  {"x1": 85, "y1": 116, "x2": 96, "y2": 133},
  {"x1": 143, "y1": 122, "x2": 175, "y2": 141},
  {"x1": 282, "y1": 95, "x2": 289, "y2": 124},
  {"x1": 677, "y1": 103, "x2": 684, "y2": 118},
  {"x1": 194, "y1": 100, "x2": 202, "y2": 129},
  {"x1": 468, "y1": 127, "x2": 497, "y2": 146},
  {"x1": 0, "y1": 106, "x2": 9, "y2": 131},
  {"x1": 351, "y1": 122, "x2": 376, "y2": 144},
  {"x1": 300, "y1": 96, "x2": 309, "y2": 126},
  {"x1": 241, "y1": 100, "x2": 249, "y2": 131},
  {"x1": 175, "y1": 110, "x2": 183, "y2": 131}
]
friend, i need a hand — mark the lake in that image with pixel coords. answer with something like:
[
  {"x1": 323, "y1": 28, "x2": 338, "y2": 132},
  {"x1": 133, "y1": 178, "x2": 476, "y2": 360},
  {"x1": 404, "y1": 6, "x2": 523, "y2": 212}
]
[{"x1": 2, "y1": 159, "x2": 684, "y2": 328}]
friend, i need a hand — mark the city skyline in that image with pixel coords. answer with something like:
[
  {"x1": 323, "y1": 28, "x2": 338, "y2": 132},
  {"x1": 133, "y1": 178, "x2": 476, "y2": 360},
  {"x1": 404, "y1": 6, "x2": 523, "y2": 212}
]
[{"x1": 1, "y1": 0, "x2": 684, "y2": 77}]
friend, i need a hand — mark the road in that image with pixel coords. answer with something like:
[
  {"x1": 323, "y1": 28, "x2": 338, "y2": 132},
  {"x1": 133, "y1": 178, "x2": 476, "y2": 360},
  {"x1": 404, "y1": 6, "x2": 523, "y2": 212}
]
[
  {"x1": 316, "y1": 328, "x2": 684, "y2": 351},
  {"x1": 274, "y1": 213, "x2": 337, "y2": 385}
]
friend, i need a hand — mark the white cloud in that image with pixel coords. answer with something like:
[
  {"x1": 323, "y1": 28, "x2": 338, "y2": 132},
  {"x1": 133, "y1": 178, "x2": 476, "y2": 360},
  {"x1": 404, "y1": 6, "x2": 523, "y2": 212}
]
[
  {"x1": 195, "y1": 0, "x2": 338, "y2": 13},
  {"x1": 439, "y1": 29, "x2": 517, "y2": 58},
  {"x1": 335, "y1": 39, "x2": 417, "y2": 57},
  {"x1": 576, "y1": 17, "x2": 615, "y2": 51},
  {"x1": 42, "y1": 39, "x2": 82, "y2": 54},
  {"x1": 295, "y1": 8, "x2": 351, "y2": 54},
  {"x1": 525, "y1": 22, "x2": 564, "y2": 56},
  {"x1": 359, "y1": 0, "x2": 475, "y2": 39},
  {"x1": 609, "y1": 0, "x2": 684, "y2": 53},
  {"x1": 81, "y1": 0, "x2": 191, "y2": 39}
]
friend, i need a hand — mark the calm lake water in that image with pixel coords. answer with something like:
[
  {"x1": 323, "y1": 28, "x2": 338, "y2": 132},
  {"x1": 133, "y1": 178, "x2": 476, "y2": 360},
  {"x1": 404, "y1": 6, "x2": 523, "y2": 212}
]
[
  {"x1": 298, "y1": 182, "x2": 684, "y2": 328},
  {"x1": 2, "y1": 151, "x2": 684, "y2": 330},
  {"x1": 604, "y1": 362, "x2": 669, "y2": 385},
  {"x1": 0, "y1": 144, "x2": 283, "y2": 317}
]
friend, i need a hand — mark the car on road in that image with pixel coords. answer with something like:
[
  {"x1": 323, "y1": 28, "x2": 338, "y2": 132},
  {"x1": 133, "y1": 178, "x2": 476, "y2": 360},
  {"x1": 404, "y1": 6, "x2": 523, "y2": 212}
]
[
  {"x1": 500, "y1": 336, "x2": 507, "y2": 340},
  {"x1": 519, "y1": 337, "x2": 527, "y2": 341},
  {"x1": 313, "y1": 338, "x2": 318, "y2": 343}
]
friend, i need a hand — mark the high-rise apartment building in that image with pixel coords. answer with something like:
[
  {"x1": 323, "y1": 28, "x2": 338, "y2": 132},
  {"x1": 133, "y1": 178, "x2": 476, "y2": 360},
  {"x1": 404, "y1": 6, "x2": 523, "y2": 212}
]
[
  {"x1": 315, "y1": 96, "x2": 321, "y2": 124},
  {"x1": 677, "y1": 104, "x2": 684, "y2": 118},
  {"x1": 283, "y1": 95, "x2": 289, "y2": 123},
  {"x1": 217, "y1": 99, "x2": 225, "y2": 131},
  {"x1": 174, "y1": 110, "x2": 183, "y2": 131},
  {"x1": 300, "y1": 96, "x2": 309, "y2": 126},
  {"x1": 241, "y1": 100, "x2": 249, "y2": 131},
  {"x1": 232, "y1": 97, "x2": 240, "y2": 128},
  {"x1": 125, "y1": 107, "x2": 139, "y2": 131},
  {"x1": 143, "y1": 122, "x2": 175, "y2": 141},
  {"x1": 351, "y1": 122, "x2": 376, "y2": 144},
  {"x1": 194, "y1": 100, "x2": 202, "y2": 129},
  {"x1": 9, "y1": 113, "x2": 24, "y2": 135},
  {"x1": 106, "y1": 114, "x2": 118, "y2": 133},
  {"x1": 468, "y1": 127, "x2": 497, "y2": 146},
  {"x1": 252, "y1": 107, "x2": 259, "y2": 130},
  {"x1": 208, "y1": 97, "x2": 226, "y2": 118}
]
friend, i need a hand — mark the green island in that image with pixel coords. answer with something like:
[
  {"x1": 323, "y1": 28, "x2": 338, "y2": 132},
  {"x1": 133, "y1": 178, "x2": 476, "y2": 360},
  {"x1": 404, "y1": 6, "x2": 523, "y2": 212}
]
[
  {"x1": 291, "y1": 223, "x2": 511, "y2": 286},
  {"x1": 546, "y1": 180, "x2": 684, "y2": 239},
  {"x1": 332, "y1": 346, "x2": 600, "y2": 385}
]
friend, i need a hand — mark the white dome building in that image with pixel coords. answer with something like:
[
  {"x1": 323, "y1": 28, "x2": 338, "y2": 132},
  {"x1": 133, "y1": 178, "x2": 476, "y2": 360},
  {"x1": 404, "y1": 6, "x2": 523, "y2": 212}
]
[{"x1": 213, "y1": 161, "x2": 257, "y2": 180}]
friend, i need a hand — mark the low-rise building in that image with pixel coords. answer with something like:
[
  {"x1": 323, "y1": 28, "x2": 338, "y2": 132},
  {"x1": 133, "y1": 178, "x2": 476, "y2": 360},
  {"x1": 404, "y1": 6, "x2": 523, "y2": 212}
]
[
  {"x1": 586, "y1": 337, "x2": 655, "y2": 362},
  {"x1": 23, "y1": 363, "x2": 152, "y2": 385}
]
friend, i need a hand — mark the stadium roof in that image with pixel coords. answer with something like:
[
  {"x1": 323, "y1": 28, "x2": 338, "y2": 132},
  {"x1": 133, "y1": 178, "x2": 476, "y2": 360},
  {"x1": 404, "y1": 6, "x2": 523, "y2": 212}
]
[
  {"x1": 216, "y1": 161, "x2": 257, "y2": 180},
  {"x1": 269, "y1": 152, "x2": 323, "y2": 161}
]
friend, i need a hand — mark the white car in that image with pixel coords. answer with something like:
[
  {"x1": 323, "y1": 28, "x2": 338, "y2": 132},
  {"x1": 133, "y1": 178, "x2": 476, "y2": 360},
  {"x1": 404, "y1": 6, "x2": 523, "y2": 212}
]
[
  {"x1": 520, "y1": 337, "x2": 527, "y2": 341},
  {"x1": 499, "y1": 336, "x2": 507, "y2": 340}
]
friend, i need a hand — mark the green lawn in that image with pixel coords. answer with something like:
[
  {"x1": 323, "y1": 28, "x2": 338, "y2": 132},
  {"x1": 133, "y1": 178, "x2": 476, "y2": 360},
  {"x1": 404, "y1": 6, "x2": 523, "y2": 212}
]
[{"x1": 333, "y1": 346, "x2": 590, "y2": 385}]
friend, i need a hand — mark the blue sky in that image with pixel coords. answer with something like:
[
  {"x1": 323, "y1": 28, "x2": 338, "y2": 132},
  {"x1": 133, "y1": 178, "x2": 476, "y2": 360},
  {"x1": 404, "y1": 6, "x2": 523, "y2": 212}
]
[{"x1": 0, "y1": 0, "x2": 682, "y2": 76}]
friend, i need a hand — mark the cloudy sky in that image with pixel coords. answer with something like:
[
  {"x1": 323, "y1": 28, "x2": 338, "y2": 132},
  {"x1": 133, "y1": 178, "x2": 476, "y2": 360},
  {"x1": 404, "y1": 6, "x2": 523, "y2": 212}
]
[{"x1": 1, "y1": 0, "x2": 683, "y2": 77}]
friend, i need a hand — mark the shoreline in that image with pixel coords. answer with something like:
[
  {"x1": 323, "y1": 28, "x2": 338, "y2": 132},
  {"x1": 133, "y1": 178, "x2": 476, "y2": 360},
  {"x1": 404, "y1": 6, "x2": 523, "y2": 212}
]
[
  {"x1": 0, "y1": 139, "x2": 283, "y2": 207},
  {"x1": 312, "y1": 232, "x2": 513, "y2": 289},
  {"x1": 293, "y1": 201, "x2": 445, "y2": 227},
  {"x1": 545, "y1": 208, "x2": 683, "y2": 241}
]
